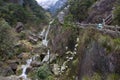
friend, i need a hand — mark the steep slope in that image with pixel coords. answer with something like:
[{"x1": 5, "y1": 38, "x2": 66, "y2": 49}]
[{"x1": 0, "y1": 0, "x2": 47, "y2": 25}]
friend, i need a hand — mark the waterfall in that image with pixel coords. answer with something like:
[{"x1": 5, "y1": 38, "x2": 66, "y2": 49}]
[
  {"x1": 19, "y1": 54, "x2": 40, "y2": 80},
  {"x1": 42, "y1": 19, "x2": 54, "y2": 47},
  {"x1": 40, "y1": 28, "x2": 45, "y2": 37},
  {"x1": 42, "y1": 50, "x2": 50, "y2": 63},
  {"x1": 19, "y1": 58, "x2": 32, "y2": 79},
  {"x1": 19, "y1": 20, "x2": 54, "y2": 80}
]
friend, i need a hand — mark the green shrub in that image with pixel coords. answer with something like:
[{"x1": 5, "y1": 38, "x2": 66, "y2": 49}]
[
  {"x1": 0, "y1": 18, "x2": 15, "y2": 59},
  {"x1": 37, "y1": 64, "x2": 52, "y2": 80},
  {"x1": 107, "y1": 74, "x2": 120, "y2": 80}
]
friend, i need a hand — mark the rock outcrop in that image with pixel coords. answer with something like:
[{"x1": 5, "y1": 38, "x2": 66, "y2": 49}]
[{"x1": 84, "y1": 0, "x2": 116, "y2": 23}]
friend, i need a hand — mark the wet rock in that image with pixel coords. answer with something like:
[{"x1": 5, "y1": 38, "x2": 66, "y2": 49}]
[
  {"x1": 31, "y1": 61, "x2": 42, "y2": 67},
  {"x1": 26, "y1": 66, "x2": 32, "y2": 74}
]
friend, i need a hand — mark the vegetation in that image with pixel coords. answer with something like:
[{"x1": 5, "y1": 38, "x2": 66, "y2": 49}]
[
  {"x1": 0, "y1": 19, "x2": 15, "y2": 59},
  {"x1": 69, "y1": 0, "x2": 96, "y2": 22},
  {"x1": 0, "y1": 0, "x2": 48, "y2": 26},
  {"x1": 37, "y1": 64, "x2": 53, "y2": 80},
  {"x1": 0, "y1": 3, "x2": 30, "y2": 25}
]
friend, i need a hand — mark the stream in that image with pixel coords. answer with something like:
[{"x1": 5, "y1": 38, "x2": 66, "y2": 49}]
[{"x1": 19, "y1": 19, "x2": 54, "y2": 80}]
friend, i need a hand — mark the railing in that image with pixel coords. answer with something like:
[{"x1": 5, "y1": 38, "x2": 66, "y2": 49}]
[{"x1": 104, "y1": 14, "x2": 113, "y2": 25}]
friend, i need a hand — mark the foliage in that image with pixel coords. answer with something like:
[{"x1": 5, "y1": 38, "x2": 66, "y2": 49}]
[
  {"x1": 69, "y1": 0, "x2": 96, "y2": 22},
  {"x1": 107, "y1": 73, "x2": 120, "y2": 80},
  {"x1": 0, "y1": 0, "x2": 48, "y2": 26},
  {"x1": 23, "y1": 0, "x2": 48, "y2": 24},
  {"x1": 62, "y1": 14, "x2": 77, "y2": 31},
  {"x1": 0, "y1": 3, "x2": 30, "y2": 25},
  {"x1": 37, "y1": 64, "x2": 52, "y2": 80},
  {"x1": 113, "y1": 5, "x2": 120, "y2": 25},
  {"x1": 0, "y1": 19, "x2": 15, "y2": 59},
  {"x1": 82, "y1": 73, "x2": 101, "y2": 80}
]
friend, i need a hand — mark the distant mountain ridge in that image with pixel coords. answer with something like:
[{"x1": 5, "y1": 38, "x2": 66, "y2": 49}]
[
  {"x1": 48, "y1": 0, "x2": 67, "y2": 14},
  {"x1": 37, "y1": 0, "x2": 67, "y2": 14}
]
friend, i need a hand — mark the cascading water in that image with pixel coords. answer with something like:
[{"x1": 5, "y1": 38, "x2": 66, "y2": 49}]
[
  {"x1": 42, "y1": 50, "x2": 50, "y2": 63},
  {"x1": 19, "y1": 58, "x2": 32, "y2": 79},
  {"x1": 39, "y1": 28, "x2": 46, "y2": 38},
  {"x1": 19, "y1": 20, "x2": 54, "y2": 80},
  {"x1": 19, "y1": 54, "x2": 39, "y2": 80},
  {"x1": 42, "y1": 20, "x2": 54, "y2": 47}
]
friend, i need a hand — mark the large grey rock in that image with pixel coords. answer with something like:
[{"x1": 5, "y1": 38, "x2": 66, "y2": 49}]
[{"x1": 15, "y1": 22, "x2": 24, "y2": 33}]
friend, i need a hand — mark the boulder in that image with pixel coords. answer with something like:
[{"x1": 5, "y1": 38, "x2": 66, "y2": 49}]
[
  {"x1": 15, "y1": 22, "x2": 24, "y2": 33},
  {"x1": 31, "y1": 61, "x2": 42, "y2": 67}
]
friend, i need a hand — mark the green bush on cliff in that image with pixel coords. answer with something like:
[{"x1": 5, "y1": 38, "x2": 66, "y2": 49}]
[
  {"x1": 0, "y1": 19, "x2": 15, "y2": 59},
  {"x1": 69, "y1": 0, "x2": 96, "y2": 22},
  {"x1": 37, "y1": 64, "x2": 52, "y2": 80}
]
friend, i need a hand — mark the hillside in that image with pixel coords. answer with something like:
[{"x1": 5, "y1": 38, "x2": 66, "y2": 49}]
[
  {"x1": 0, "y1": 0, "x2": 120, "y2": 80},
  {"x1": 0, "y1": 0, "x2": 48, "y2": 26}
]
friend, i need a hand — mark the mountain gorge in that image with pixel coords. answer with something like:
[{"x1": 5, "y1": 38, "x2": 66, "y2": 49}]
[
  {"x1": 36, "y1": 0, "x2": 68, "y2": 14},
  {"x1": 0, "y1": 0, "x2": 120, "y2": 80}
]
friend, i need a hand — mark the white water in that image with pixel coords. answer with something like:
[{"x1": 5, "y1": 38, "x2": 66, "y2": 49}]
[
  {"x1": 42, "y1": 20, "x2": 54, "y2": 47},
  {"x1": 19, "y1": 20, "x2": 54, "y2": 80},
  {"x1": 19, "y1": 54, "x2": 40, "y2": 80},
  {"x1": 42, "y1": 50, "x2": 50, "y2": 63},
  {"x1": 39, "y1": 28, "x2": 46, "y2": 37},
  {"x1": 19, "y1": 58, "x2": 32, "y2": 79}
]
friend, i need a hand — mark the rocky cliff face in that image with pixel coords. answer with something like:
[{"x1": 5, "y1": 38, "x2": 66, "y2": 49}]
[
  {"x1": 77, "y1": 28, "x2": 120, "y2": 80},
  {"x1": 84, "y1": 0, "x2": 116, "y2": 23},
  {"x1": 48, "y1": 0, "x2": 67, "y2": 14}
]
